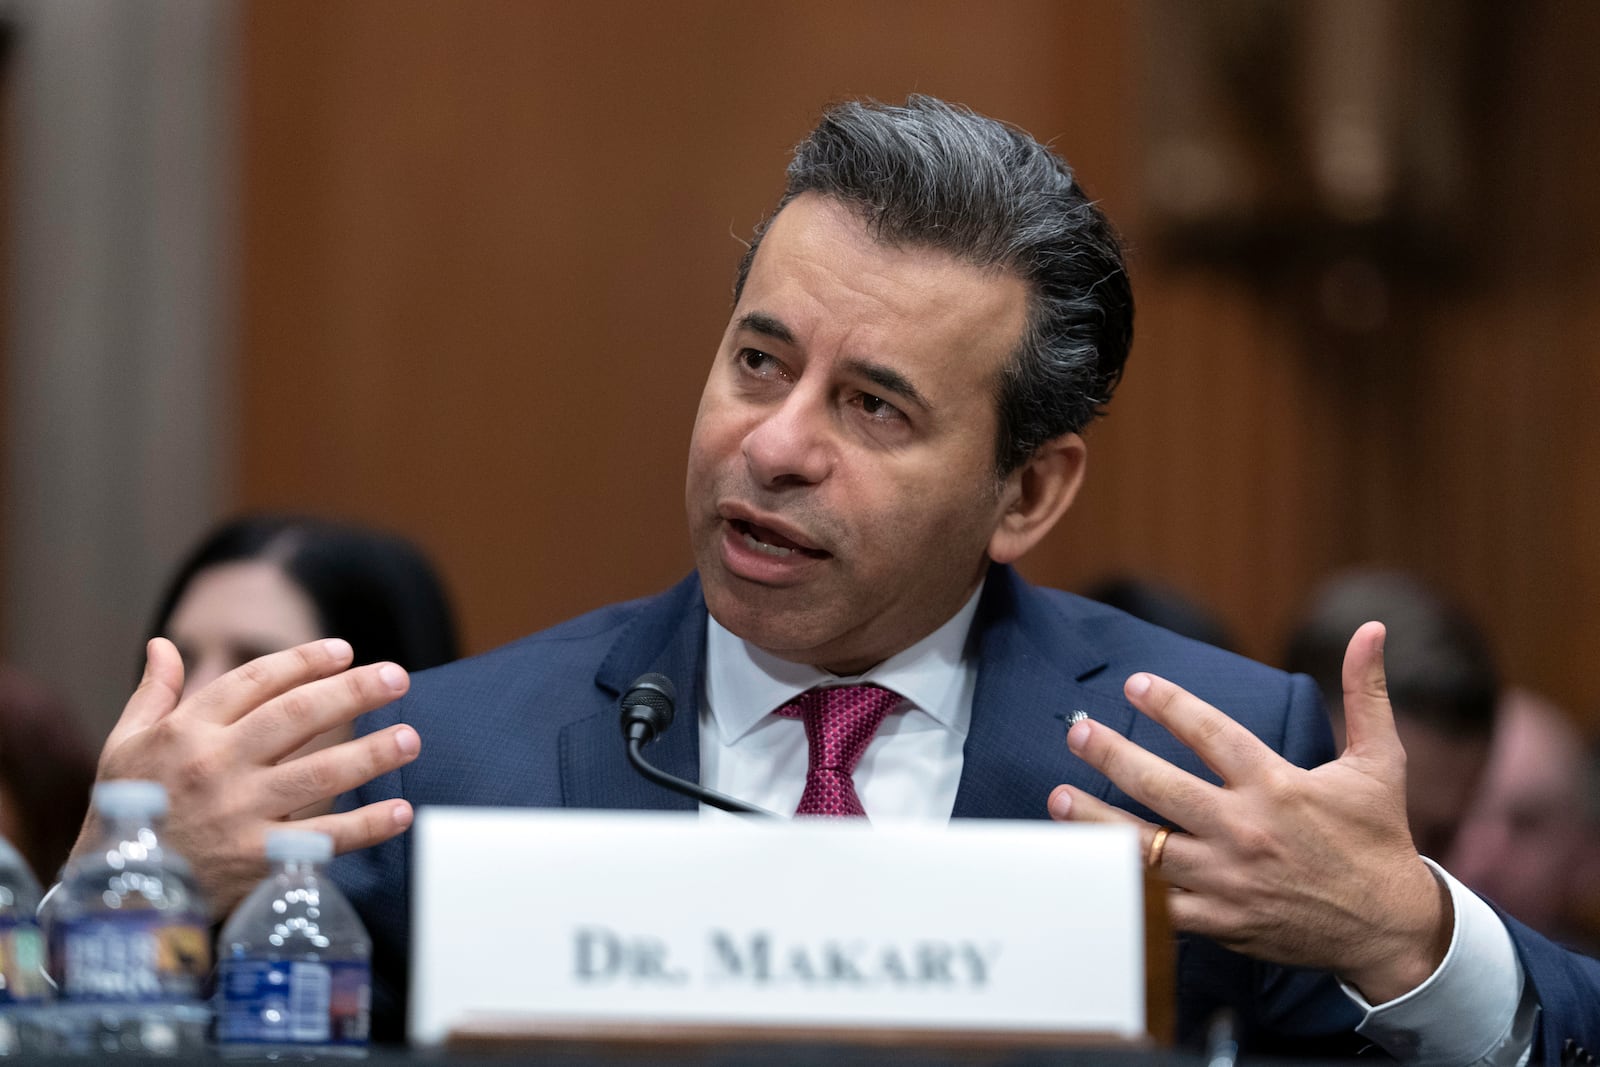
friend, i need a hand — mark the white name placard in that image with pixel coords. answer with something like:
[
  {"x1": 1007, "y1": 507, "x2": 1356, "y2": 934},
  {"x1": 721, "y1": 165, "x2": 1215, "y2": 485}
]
[{"x1": 410, "y1": 809, "x2": 1143, "y2": 1045}]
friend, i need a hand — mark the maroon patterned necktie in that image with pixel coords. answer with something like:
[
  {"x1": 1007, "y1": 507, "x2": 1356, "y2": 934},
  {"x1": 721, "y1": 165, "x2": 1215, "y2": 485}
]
[{"x1": 774, "y1": 684, "x2": 902, "y2": 818}]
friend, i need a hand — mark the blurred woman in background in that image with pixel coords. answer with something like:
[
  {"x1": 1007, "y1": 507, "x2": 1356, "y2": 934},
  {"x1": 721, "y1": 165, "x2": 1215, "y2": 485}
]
[
  {"x1": 145, "y1": 514, "x2": 460, "y2": 814},
  {"x1": 149, "y1": 514, "x2": 459, "y2": 695}
]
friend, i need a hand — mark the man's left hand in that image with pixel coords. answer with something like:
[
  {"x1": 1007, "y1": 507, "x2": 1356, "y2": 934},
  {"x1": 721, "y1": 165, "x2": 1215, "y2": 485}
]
[{"x1": 1048, "y1": 621, "x2": 1453, "y2": 1004}]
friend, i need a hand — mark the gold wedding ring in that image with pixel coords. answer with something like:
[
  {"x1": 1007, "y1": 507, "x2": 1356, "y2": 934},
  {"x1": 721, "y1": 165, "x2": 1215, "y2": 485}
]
[{"x1": 1147, "y1": 826, "x2": 1174, "y2": 869}]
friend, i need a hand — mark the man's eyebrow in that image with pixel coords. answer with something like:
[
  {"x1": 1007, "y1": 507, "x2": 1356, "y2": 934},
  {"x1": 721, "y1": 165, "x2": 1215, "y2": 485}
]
[
  {"x1": 735, "y1": 312, "x2": 795, "y2": 345},
  {"x1": 735, "y1": 311, "x2": 928, "y2": 410},
  {"x1": 841, "y1": 358, "x2": 929, "y2": 411}
]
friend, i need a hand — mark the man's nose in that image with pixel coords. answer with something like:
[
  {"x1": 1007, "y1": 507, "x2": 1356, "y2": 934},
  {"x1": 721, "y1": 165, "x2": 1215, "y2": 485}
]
[{"x1": 741, "y1": 392, "x2": 833, "y2": 488}]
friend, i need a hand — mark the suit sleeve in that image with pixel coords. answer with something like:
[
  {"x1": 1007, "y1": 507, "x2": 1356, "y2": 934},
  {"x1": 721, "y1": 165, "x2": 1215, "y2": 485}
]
[
  {"x1": 1504, "y1": 911, "x2": 1600, "y2": 1064},
  {"x1": 1280, "y1": 670, "x2": 1338, "y2": 770}
]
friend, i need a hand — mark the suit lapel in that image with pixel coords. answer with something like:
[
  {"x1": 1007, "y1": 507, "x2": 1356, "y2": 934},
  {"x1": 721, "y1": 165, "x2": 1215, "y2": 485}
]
[
  {"x1": 559, "y1": 576, "x2": 706, "y2": 812},
  {"x1": 952, "y1": 566, "x2": 1134, "y2": 820}
]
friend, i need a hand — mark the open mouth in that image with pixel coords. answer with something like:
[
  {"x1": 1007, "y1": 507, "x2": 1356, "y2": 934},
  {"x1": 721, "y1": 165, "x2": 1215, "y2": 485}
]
[{"x1": 730, "y1": 519, "x2": 830, "y2": 559}]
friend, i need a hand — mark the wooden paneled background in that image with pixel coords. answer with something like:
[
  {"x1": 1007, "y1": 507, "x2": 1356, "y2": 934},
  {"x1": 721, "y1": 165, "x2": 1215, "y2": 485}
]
[
  {"x1": 238, "y1": 2, "x2": 1600, "y2": 725},
  {"x1": 0, "y1": 26, "x2": 11, "y2": 647}
]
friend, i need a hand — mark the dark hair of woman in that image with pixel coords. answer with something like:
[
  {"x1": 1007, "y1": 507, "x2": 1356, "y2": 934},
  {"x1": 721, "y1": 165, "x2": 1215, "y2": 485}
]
[{"x1": 145, "y1": 514, "x2": 460, "y2": 675}]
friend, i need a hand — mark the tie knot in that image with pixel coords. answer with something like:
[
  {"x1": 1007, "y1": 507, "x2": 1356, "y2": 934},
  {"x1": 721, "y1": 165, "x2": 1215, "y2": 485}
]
[
  {"x1": 776, "y1": 684, "x2": 901, "y2": 764},
  {"x1": 774, "y1": 685, "x2": 902, "y2": 817}
]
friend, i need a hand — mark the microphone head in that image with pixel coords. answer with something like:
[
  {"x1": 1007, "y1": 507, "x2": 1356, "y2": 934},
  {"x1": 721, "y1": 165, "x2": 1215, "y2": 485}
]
[{"x1": 619, "y1": 673, "x2": 676, "y2": 742}]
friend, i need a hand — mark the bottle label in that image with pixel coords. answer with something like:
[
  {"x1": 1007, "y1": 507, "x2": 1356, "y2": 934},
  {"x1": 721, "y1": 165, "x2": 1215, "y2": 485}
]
[
  {"x1": 0, "y1": 917, "x2": 49, "y2": 1003},
  {"x1": 52, "y1": 913, "x2": 211, "y2": 1002},
  {"x1": 216, "y1": 958, "x2": 370, "y2": 1047}
]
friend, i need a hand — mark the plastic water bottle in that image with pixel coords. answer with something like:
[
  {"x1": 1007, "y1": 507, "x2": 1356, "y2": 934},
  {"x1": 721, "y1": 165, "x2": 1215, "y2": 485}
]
[
  {"x1": 215, "y1": 829, "x2": 370, "y2": 1058},
  {"x1": 0, "y1": 829, "x2": 50, "y2": 1055},
  {"x1": 45, "y1": 780, "x2": 211, "y2": 1055}
]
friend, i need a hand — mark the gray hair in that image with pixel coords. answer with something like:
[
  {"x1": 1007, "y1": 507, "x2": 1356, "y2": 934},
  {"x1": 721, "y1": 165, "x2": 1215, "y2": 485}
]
[{"x1": 733, "y1": 95, "x2": 1134, "y2": 477}]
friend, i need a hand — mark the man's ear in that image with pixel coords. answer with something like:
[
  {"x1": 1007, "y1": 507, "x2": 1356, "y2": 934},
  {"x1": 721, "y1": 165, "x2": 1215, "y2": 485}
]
[{"x1": 988, "y1": 433, "x2": 1087, "y2": 565}]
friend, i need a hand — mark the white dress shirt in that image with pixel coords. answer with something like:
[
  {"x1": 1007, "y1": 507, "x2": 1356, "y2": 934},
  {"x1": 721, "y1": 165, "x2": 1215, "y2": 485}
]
[{"x1": 696, "y1": 580, "x2": 1533, "y2": 1062}]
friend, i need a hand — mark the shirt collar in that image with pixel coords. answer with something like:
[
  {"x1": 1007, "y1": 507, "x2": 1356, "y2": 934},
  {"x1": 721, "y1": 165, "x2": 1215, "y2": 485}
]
[{"x1": 704, "y1": 579, "x2": 986, "y2": 745}]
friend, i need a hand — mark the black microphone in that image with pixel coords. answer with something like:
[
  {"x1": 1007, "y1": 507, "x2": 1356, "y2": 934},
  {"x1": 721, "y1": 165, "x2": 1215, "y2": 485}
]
[
  {"x1": 620, "y1": 673, "x2": 676, "y2": 744},
  {"x1": 619, "y1": 674, "x2": 774, "y2": 817}
]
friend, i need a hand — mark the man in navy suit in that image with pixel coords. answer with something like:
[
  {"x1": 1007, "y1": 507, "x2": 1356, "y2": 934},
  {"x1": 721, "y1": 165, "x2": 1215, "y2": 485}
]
[{"x1": 88, "y1": 97, "x2": 1593, "y2": 1058}]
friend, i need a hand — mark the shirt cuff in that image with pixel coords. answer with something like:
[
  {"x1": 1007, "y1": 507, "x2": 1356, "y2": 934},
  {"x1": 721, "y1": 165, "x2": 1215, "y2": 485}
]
[{"x1": 1341, "y1": 859, "x2": 1530, "y2": 1066}]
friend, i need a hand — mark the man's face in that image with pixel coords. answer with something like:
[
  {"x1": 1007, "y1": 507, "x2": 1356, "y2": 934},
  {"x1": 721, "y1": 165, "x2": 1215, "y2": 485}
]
[
  {"x1": 1446, "y1": 692, "x2": 1590, "y2": 930},
  {"x1": 685, "y1": 194, "x2": 1032, "y2": 674}
]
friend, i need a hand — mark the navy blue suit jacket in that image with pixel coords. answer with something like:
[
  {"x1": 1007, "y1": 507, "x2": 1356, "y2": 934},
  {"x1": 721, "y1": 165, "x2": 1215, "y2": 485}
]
[{"x1": 332, "y1": 566, "x2": 1599, "y2": 1057}]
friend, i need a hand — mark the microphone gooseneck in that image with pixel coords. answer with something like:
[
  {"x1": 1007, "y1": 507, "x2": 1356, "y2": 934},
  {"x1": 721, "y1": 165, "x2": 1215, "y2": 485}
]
[{"x1": 618, "y1": 673, "x2": 774, "y2": 817}]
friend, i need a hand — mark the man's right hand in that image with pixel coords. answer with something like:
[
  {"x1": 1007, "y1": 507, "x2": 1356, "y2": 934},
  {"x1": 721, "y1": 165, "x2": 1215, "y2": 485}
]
[
  {"x1": 1048, "y1": 622, "x2": 1451, "y2": 1004},
  {"x1": 74, "y1": 636, "x2": 421, "y2": 917}
]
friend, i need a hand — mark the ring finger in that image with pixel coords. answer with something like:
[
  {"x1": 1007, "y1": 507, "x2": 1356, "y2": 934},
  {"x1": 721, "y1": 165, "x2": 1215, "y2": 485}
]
[{"x1": 1048, "y1": 784, "x2": 1191, "y2": 879}]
